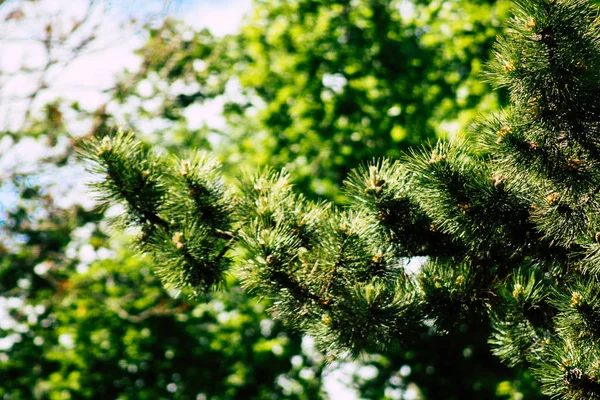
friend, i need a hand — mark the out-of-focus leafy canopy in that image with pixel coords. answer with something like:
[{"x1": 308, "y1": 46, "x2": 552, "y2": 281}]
[{"x1": 113, "y1": 0, "x2": 511, "y2": 200}]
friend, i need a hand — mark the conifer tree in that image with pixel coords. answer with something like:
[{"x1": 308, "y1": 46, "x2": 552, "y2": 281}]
[{"x1": 81, "y1": 0, "x2": 600, "y2": 398}]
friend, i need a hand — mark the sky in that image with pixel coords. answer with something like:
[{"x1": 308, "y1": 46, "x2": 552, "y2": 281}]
[
  {"x1": 0, "y1": 0, "x2": 253, "y2": 131},
  {"x1": 0, "y1": 1, "x2": 420, "y2": 398},
  {"x1": 0, "y1": 0, "x2": 252, "y2": 220}
]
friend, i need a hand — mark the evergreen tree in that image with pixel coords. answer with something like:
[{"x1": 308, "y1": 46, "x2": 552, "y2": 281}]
[
  {"x1": 98, "y1": 1, "x2": 543, "y2": 397},
  {"x1": 1, "y1": 1, "x2": 546, "y2": 398},
  {"x1": 82, "y1": 0, "x2": 600, "y2": 398}
]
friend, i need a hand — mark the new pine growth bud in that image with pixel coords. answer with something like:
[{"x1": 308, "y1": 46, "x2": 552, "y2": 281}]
[
  {"x1": 97, "y1": 136, "x2": 113, "y2": 156},
  {"x1": 172, "y1": 231, "x2": 184, "y2": 250},
  {"x1": 428, "y1": 149, "x2": 447, "y2": 164},
  {"x1": 503, "y1": 60, "x2": 516, "y2": 72},
  {"x1": 339, "y1": 223, "x2": 352, "y2": 237},
  {"x1": 571, "y1": 291, "x2": 584, "y2": 308},
  {"x1": 371, "y1": 253, "x2": 384, "y2": 270},
  {"x1": 567, "y1": 157, "x2": 582, "y2": 171},
  {"x1": 545, "y1": 192, "x2": 561, "y2": 206},
  {"x1": 496, "y1": 126, "x2": 512, "y2": 144},
  {"x1": 377, "y1": 210, "x2": 392, "y2": 224},
  {"x1": 180, "y1": 160, "x2": 191, "y2": 177},
  {"x1": 457, "y1": 202, "x2": 471, "y2": 214},
  {"x1": 560, "y1": 359, "x2": 572, "y2": 371},
  {"x1": 512, "y1": 283, "x2": 525, "y2": 300},
  {"x1": 266, "y1": 254, "x2": 277, "y2": 266},
  {"x1": 319, "y1": 298, "x2": 331, "y2": 307},
  {"x1": 491, "y1": 174, "x2": 505, "y2": 191},
  {"x1": 365, "y1": 166, "x2": 385, "y2": 195},
  {"x1": 529, "y1": 142, "x2": 539, "y2": 151},
  {"x1": 372, "y1": 252, "x2": 383, "y2": 264}
]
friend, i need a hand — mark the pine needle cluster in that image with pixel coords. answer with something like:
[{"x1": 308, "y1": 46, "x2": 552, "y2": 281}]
[{"x1": 80, "y1": 1, "x2": 600, "y2": 397}]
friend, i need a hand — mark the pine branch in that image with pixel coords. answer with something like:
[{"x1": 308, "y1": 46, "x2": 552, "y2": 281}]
[{"x1": 77, "y1": 3, "x2": 600, "y2": 397}]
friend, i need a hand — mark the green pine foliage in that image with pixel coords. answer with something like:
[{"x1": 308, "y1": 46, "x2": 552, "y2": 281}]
[
  {"x1": 82, "y1": 134, "x2": 236, "y2": 296},
  {"x1": 81, "y1": 0, "x2": 600, "y2": 398}
]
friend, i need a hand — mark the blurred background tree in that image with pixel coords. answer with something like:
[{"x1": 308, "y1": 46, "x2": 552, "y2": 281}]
[
  {"x1": 111, "y1": 0, "x2": 511, "y2": 200},
  {"x1": 0, "y1": 0, "x2": 545, "y2": 398}
]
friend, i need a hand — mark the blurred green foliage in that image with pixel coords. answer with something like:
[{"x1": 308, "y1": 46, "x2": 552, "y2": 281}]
[{"x1": 114, "y1": 0, "x2": 511, "y2": 200}]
